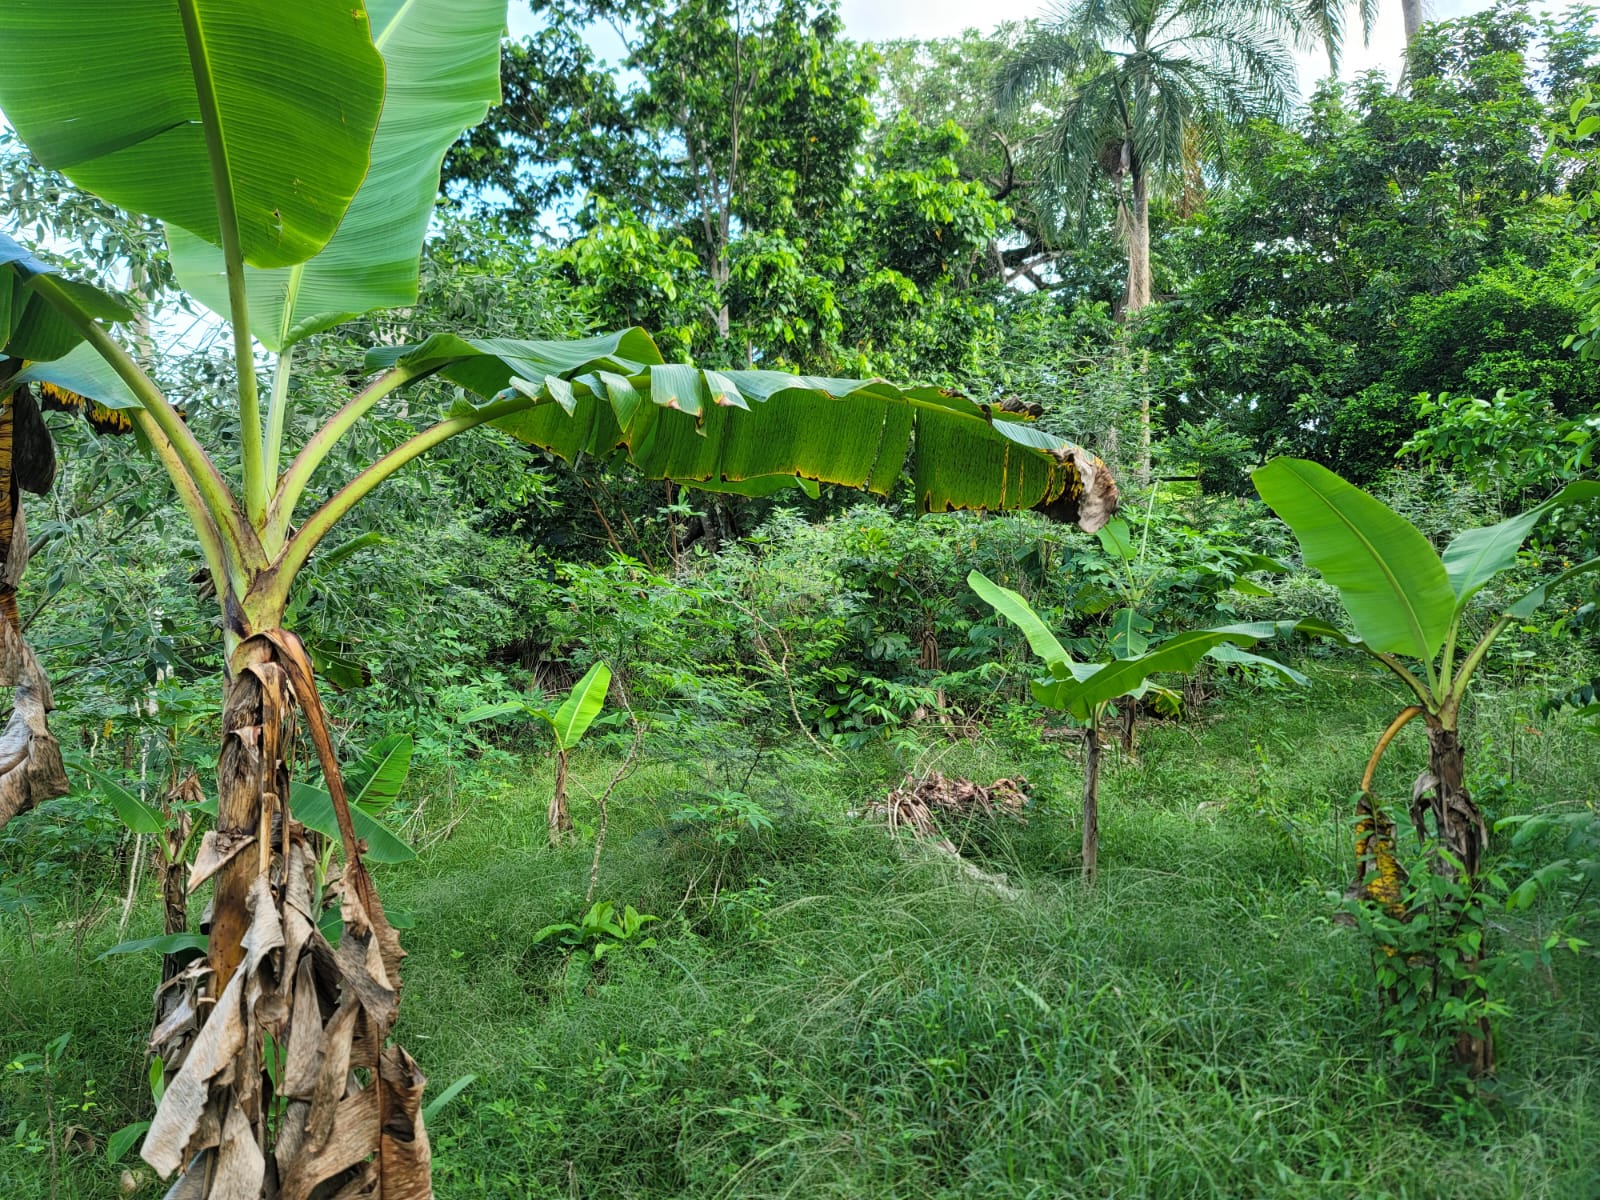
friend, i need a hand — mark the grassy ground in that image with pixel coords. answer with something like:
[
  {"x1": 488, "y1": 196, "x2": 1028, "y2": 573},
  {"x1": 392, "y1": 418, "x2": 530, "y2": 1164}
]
[{"x1": 3, "y1": 666, "x2": 1598, "y2": 1198}]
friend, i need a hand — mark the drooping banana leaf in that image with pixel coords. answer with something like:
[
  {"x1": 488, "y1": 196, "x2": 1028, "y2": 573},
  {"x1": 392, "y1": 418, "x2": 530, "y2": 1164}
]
[
  {"x1": 168, "y1": 0, "x2": 506, "y2": 348},
  {"x1": 370, "y1": 332, "x2": 1119, "y2": 529},
  {"x1": 0, "y1": 0, "x2": 385, "y2": 269}
]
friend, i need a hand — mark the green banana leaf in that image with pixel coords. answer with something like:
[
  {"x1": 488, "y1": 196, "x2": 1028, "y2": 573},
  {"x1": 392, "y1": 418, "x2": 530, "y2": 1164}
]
[
  {"x1": 288, "y1": 780, "x2": 415, "y2": 864},
  {"x1": 551, "y1": 662, "x2": 612, "y2": 752},
  {"x1": 1034, "y1": 627, "x2": 1270, "y2": 717},
  {"x1": 0, "y1": 0, "x2": 385, "y2": 269},
  {"x1": 1252, "y1": 458, "x2": 1455, "y2": 660},
  {"x1": 1442, "y1": 480, "x2": 1600, "y2": 606},
  {"x1": 2, "y1": 233, "x2": 131, "y2": 363},
  {"x1": 371, "y1": 332, "x2": 1118, "y2": 528},
  {"x1": 168, "y1": 0, "x2": 505, "y2": 348},
  {"x1": 966, "y1": 570, "x2": 1073, "y2": 678},
  {"x1": 342, "y1": 733, "x2": 414, "y2": 815},
  {"x1": 14, "y1": 344, "x2": 143, "y2": 411}
]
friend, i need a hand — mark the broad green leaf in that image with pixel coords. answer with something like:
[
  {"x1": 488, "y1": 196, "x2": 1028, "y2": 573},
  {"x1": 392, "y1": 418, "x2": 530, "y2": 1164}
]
[
  {"x1": 369, "y1": 332, "x2": 1118, "y2": 528},
  {"x1": 1442, "y1": 481, "x2": 1600, "y2": 606},
  {"x1": 0, "y1": 1, "x2": 384, "y2": 268},
  {"x1": 289, "y1": 781, "x2": 416, "y2": 864},
  {"x1": 551, "y1": 662, "x2": 612, "y2": 751},
  {"x1": 345, "y1": 733, "x2": 413, "y2": 814},
  {"x1": 14, "y1": 344, "x2": 143, "y2": 411},
  {"x1": 458, "y1": 700, "x2": 531, "y2": 724},
  {"x1": 1205, "y1": 642, "x2": 1309, "y2": 686},
  {"x1": 1035, "y1": 628, "x2": 1266, "y2": 714},
  {"x1": 421, "y1": 1074, "x2": 478, "y2": 1125},
  {"x1": 107, "y1": 1121, "x2": 150, "y2": 1165},
  {"x1": 2, "y1": 232, "x2": 131, "y2": 362},
  {"x1": 96, "y1": 932, "x2": 207, "y2": 962},
  {"x1": 1252, "y1": 458, "x2": 1455, "y2": 660},
  {"x1": 167, "y1": 0, "x2": 504, "y2": 346},
  {"x1": 1108, "y1": 608, "x2": 1153, "y2": 658},
  {"x1": 967, "y1": 570, "x2": 1072, "y2": 677},
  {"x1": 1096, "y1": 517, "x2": 1137, "y2": 561},
  {"x1": 1505, "y1": 556, "x2": 1600, "y2": 620},
  {"x1": 80, "y1": 766, "x2": 163, "y2": 835}
]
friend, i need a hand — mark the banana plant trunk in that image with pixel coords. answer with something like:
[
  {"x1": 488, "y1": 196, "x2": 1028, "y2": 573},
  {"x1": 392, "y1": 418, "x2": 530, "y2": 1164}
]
[
  {"x1": 141, "y1": 598, "x2": 431, "y2": 1195},
  {"x1": 1418, "y1": 713, "x2": 1493, "y2": 1075},
  {"x1": 550, "y1": 747, "x2": 573, "y2": 844},
  {"x1": 1082, "y1": 717, "x2": 1102, "y2": 883},
  {"x1": 1419, "y1": 721, "x2": 1484, "y2": 881}
]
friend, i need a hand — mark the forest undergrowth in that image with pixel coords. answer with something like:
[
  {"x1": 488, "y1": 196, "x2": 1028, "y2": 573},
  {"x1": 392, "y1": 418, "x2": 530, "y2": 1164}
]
[{"x1": 4, "y1": 668, "x2": 1597, "y2": 1200}]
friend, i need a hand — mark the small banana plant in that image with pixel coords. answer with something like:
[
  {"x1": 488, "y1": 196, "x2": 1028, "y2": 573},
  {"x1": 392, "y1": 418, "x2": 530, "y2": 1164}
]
[
  {"x1": 969, "y1": 570, "x2": 1301, "y2": 882},
  {"x1": 462, "y1": 661, "x2": 614, "y2": 843},
  {"x1": 1253, "y1": 459, "x2": 1600, "y2": 1074}
]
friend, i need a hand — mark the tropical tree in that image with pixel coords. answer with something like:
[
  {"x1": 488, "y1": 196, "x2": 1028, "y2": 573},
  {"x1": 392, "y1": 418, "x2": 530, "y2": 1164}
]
[
  {"x1": 993, "y1": 0, "x2": 1301, "y2": 318},
  {"x1": 0, "y1": 2, "x2": 1117, "y2": 1194},
  {"x1": 1253, "y1": 458, "x2": 1599, "y2": 1073}
]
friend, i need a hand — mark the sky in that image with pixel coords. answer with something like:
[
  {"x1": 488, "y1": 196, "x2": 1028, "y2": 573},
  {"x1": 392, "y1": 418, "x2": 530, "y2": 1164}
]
[
  {"x1": 511, "y1": 0, "x2": 1499, "y2": 101},
  {"x1": 832, "y1": 0, "x2": 1487, "y2": 94}
]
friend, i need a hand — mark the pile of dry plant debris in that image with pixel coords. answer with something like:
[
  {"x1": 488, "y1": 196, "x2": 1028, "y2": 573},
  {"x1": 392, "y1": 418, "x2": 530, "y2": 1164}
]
[{"x1": 862, "y1": 772, "x2": 1031, "y2": 896}]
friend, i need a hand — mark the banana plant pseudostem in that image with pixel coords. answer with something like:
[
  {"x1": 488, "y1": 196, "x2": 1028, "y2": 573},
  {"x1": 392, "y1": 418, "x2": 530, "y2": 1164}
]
[{"x1": 0, "y1": 2, "x2": 1118, "y2": 1195}]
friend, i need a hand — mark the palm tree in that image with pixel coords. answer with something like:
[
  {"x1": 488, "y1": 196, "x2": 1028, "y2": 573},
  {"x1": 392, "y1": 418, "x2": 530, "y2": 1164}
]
[{"x1": 995, "y1": 0, "x2": 1302, "y2": 317}]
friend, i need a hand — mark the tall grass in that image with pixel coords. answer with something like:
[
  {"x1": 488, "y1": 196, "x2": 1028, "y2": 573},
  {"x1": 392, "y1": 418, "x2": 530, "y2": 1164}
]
[{"x1": 3, "y1": 668, "x2": 1598, "y2": 1198}]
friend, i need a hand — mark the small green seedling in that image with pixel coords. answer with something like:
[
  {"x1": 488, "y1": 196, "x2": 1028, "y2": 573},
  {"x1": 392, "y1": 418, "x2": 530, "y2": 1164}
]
[{"x1": 462, "y1": 661, "x2": 613, "y2": 843}]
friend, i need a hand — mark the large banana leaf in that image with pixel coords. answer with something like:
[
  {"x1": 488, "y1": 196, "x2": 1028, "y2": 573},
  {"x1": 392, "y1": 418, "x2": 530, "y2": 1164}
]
[
  {"x1": 0, "y1": 0, "x2": 385, "y2": 269},
  {"x1": 168, "y1": 0, "x2": 506, "y2": 348},
  {"x1": 370, "y1": 331, "x2": 1119, "y2": 528},
  {"x1": 1, "y1": 233, "x2": 131, "y2": 363},
  {"x1": 967, "y1": 570, "x2": 1073, "y2": 678},
  {"x1": 1442, "y1": 480, "x2": 1600, "y2": 606},
  {"x1": 1033, "y1": 627, "x2": 1272, "y2": 717},
  {"x1": 1252, "y1": 458, "x2": 1455, "y2": 660}
]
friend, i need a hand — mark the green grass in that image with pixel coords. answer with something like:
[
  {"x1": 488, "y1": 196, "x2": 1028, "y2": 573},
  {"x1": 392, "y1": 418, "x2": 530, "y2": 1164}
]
[{"x1": 3, "y1": 667, "x2": 1599, "y2": 1198}]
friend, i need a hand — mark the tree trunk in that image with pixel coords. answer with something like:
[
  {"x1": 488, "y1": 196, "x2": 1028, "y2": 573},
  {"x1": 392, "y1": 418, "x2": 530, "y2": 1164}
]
[
  {"x1": 1124, "y1": 172, "x2": 1152, "y2": 316},
  {"x1": 1082, "y1": 721, "x2": 1101, "y2": 883},
  {"x1": 550, "y1": 747, "x2": 573, "y2": 843},
  {"x1": 1401, "y1": 0, "x2": 1424, "y2": 46},
  {"x1": 141, "y1": 627, "x2": 431, "y2": 1197}
]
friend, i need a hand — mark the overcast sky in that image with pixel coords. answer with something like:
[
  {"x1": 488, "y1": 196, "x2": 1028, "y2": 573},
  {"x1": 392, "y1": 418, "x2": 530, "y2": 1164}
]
[
  {"x1": 835, "y1": 0, "x2": 1487, "y2": 94},
  {"x1": 513, "y1": 0, "x2": 1499, "y2": 101}
]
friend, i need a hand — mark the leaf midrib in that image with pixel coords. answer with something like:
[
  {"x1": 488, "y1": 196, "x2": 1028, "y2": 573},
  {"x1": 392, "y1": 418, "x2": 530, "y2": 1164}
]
[{"x1": 1295, "y1": 464, "x2": 1433, "y2": 658}]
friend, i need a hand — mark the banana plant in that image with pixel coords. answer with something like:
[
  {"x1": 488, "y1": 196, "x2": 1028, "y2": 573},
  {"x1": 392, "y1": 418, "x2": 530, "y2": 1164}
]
[
  {"x1": 1253, "y1": 460, "x2": 1600, "y2": 879},
  {"x1": 969, "y1": 570, "x2": 1299, "y2": 881},
  {"x1": 1253, "y1": 458, "x2": 1600, "y2": 1074},
  {"x1": 0, "y1": 3, "x2": 1117, "y2": 1193},
  {"x1": 462, "y1": 661, "x2": 614, "y2": 843}
]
